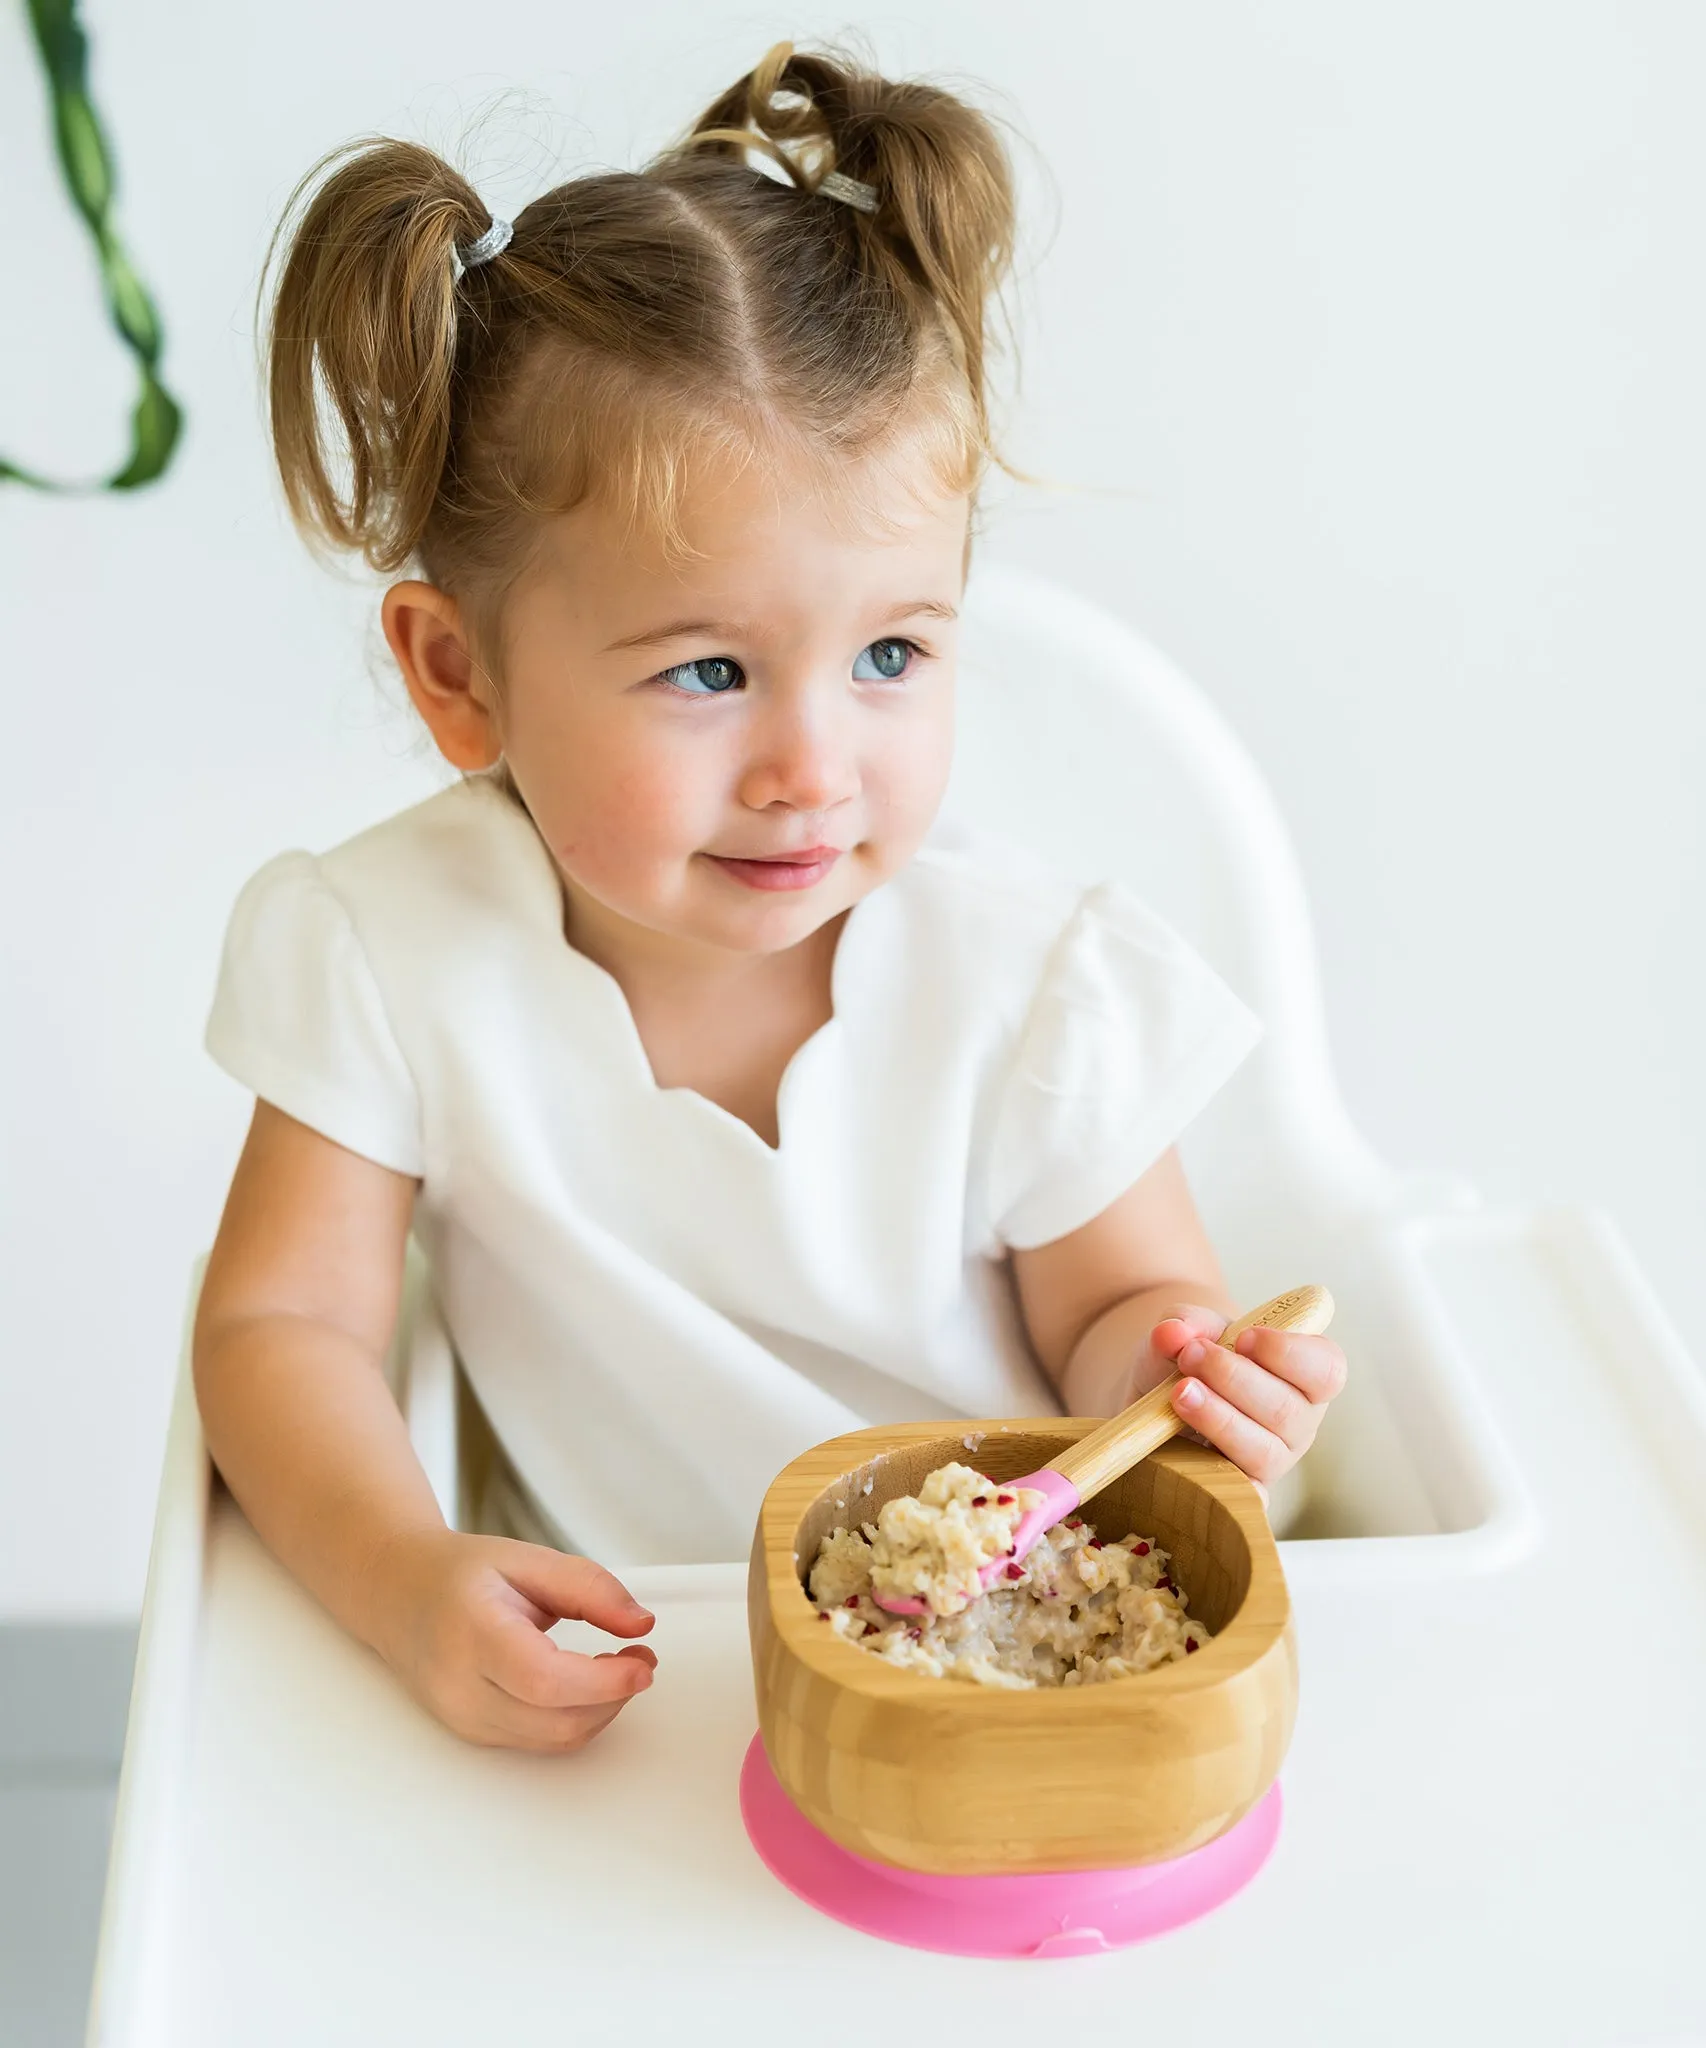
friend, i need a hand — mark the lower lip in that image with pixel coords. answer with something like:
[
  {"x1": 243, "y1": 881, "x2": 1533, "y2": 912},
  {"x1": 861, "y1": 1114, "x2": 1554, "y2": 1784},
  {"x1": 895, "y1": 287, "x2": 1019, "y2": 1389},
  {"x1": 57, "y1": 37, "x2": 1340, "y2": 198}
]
[{"x1": 705, "y1": 852, "x2": 842, "y2": 892}]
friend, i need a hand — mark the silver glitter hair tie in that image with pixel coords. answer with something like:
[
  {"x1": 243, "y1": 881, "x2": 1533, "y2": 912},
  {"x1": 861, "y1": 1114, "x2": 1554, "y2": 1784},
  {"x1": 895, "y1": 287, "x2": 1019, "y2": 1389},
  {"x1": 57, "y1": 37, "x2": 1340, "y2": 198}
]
[
  {"x1": 454, "y1": 215, "x2": 513, "y2": 277},
  {"x1": 817, "y1": 169, "x2": 877, "y2": 214}
]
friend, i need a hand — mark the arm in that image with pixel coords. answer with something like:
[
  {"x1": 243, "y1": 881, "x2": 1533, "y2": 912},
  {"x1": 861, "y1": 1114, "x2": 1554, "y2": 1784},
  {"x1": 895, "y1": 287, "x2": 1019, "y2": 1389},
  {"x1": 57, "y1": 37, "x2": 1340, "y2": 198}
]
[
  {"x1": 193, "y1": 1101, "x2": 656, "y2": 1749},
  {"x1": 1009, "y1": 1146, "x2": 1346, "y2": 1485},
  {"x1": 194, "y1": 1098, "x2": 439, "y2": 1633}
]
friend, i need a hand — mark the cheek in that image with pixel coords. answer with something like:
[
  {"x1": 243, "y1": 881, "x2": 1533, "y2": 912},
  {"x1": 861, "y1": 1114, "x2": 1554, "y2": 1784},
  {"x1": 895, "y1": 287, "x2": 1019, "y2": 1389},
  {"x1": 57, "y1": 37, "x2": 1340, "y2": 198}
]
[
  {"x1": 872, "y1": 690, "x2": 955, "y2": 824},
  {"x1": 533, "y1": 727, "x2": 718, "y2": 878}
]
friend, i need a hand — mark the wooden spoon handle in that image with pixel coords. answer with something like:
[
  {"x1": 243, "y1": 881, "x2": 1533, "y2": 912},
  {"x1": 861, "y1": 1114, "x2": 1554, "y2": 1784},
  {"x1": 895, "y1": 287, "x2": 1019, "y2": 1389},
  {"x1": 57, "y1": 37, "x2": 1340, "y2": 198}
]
[
  {"x1": 1217, "y1": 1284, "x2": 1336, "y2": 1348},
  {"x1": 1051, "y1": 1283, "x2": 1336, "y2": 1500}
]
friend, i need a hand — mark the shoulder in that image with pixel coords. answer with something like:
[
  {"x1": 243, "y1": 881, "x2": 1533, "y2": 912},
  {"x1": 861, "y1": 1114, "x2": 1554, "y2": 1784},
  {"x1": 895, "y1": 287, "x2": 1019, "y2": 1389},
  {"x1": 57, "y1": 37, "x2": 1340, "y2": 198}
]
[
  {"x1": 217, "y1": 776, "x2": 554, "y2": 1019},
  {"x1": 247, "y1": 775, "x2": 562, "y2": 987},
  {"x1": 883, "y1": 813, "x2": 1262, "y2": 1092},
  {"x1": 906, "y1": 813, "x2": 1087, "y2": 927},
  {"x1": 222, "y1": 775, "x2": 516, "y2": 913},
  {"x1": 879, "y1": 815, "x2": 1091, "y2": 1016},
  {"x1": 881, "y1": 815, "x2": 1203, "y2": 1031},
  {"x1": 212, "y1": 784, "x2": 511, "y2": 1002},
  {"x1": 314, "y1": 774, "x2": 541, "y2": 920}
]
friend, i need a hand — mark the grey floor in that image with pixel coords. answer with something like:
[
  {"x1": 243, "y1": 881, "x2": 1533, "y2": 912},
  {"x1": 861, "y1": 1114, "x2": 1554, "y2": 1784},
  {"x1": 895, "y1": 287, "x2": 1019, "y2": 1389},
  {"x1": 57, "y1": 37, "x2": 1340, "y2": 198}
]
[{"x1": 1, "y1": 1627, "x2": 137, "y2": 2048}]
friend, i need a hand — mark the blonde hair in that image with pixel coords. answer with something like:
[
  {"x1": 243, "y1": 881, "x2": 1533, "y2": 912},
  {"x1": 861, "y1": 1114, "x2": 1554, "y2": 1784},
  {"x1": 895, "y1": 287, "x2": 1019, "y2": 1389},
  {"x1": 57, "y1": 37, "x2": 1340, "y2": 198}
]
[{"x1": 262, "y1": 41, "x2": 1020, "y2": 676}]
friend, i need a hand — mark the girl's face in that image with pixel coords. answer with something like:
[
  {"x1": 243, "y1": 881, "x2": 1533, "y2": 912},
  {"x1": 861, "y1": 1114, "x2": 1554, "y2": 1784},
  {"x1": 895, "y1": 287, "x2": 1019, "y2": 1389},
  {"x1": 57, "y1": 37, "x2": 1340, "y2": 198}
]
[{"x1": 488, "y1": 445, "x2": 970, "y2": 968}]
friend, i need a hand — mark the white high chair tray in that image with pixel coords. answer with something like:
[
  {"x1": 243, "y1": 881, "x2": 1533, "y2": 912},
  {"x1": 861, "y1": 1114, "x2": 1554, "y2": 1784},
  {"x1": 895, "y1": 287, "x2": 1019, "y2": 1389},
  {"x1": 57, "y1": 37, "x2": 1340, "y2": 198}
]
[{"x1": 90, "y1": 1205, "x2": 1706, "y2": 2048}]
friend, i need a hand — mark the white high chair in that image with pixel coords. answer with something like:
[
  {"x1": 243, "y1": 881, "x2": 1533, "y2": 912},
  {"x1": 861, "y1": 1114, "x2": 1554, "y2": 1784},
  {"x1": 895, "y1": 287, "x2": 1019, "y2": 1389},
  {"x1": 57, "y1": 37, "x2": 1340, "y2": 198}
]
[{"x1": 89, "y1": 565, "x2": 1706, "y2": 2048}]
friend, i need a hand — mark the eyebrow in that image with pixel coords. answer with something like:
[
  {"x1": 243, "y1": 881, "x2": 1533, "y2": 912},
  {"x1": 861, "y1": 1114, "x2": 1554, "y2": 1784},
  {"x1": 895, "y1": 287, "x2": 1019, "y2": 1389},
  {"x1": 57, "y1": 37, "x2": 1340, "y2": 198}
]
[{"x1": 600, "y1": 597, "x2": 960, "y2": 655}]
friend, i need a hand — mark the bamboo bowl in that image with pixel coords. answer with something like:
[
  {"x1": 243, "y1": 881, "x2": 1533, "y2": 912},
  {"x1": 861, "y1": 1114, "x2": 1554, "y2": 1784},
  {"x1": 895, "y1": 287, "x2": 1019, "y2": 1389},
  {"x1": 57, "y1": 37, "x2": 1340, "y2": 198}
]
[{"x1": 748, "y1": 1418, "x2": 1297, "y2": 1877}]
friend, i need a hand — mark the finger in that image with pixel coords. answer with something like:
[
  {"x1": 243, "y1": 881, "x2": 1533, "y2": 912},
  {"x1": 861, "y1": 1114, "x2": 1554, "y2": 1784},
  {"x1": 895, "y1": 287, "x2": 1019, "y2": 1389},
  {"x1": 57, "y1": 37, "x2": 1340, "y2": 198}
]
[
  {"x1": 471, "y1": 1676, "x2": 639, "y2": 1754},
  {"x1": 1231, "y1": 1327, "x2": 1347, "y2": 1405},
  {"x1": 482, "y1": 1605, "x2": 658, "y2": 1711},
  {"x1": 1180, "y1": 1336, "x2": 1313, "y2": 1449},
  {"x1": 1172, "y1": 1375, "x2": 1291, "y2": 1486},
  {"x1": 1151, "y1": 1306, "x2": 1231, "y2": 1359},
  {"x1": 495, "y1": 1542, "x2": 656, "y2": 1637}
]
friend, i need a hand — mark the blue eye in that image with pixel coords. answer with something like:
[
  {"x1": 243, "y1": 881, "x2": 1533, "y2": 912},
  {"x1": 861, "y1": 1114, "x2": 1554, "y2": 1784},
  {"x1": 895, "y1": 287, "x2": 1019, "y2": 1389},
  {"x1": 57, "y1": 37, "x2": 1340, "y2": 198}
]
[
  {"x1": 852, "y1": 638, "x2": 915, "y2": 681},
  {"x1": 659, "y1": 656, "x2": 744, "y2": 696}
]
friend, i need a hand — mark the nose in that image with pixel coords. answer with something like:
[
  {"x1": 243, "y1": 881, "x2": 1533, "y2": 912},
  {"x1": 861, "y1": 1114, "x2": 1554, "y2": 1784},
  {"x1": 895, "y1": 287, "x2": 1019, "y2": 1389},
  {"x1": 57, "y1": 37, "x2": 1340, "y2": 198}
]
[{"x1": 736, "y1": 689, "x2": 861, "y2": 816}]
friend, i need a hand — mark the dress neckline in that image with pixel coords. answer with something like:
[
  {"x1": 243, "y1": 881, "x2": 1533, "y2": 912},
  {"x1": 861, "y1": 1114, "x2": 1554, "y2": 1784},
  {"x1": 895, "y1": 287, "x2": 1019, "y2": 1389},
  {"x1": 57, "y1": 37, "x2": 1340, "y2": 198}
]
[{"x1": 472, "y1": 774, "x2": 877, "y2": 1157}]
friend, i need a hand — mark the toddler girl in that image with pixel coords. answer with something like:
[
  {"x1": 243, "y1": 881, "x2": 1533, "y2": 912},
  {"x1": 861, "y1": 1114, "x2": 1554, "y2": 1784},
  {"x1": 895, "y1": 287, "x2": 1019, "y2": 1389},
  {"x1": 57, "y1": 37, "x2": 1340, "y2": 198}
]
[{"x1": 195, "y1": 42, "x2": 1347, "y2": 1754}]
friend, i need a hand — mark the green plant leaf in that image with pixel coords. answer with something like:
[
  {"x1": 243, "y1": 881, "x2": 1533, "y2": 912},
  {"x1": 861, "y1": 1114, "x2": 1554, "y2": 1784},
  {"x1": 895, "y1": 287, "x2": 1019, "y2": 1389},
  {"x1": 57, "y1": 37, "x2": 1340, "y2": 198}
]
[{"x1": 6, "y1": 0, "x2": 184, "y2": 492}]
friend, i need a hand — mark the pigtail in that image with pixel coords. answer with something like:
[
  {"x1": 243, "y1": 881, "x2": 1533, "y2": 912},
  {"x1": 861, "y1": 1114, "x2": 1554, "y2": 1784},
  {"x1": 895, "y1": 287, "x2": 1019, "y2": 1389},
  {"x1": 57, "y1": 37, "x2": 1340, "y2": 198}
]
[
  {"x1": 258, "y1": 44, "x2": 1031, "y2": 643},
  {"x1": 261, "y1": 139, "x2": 493, "y2": 572},
  {"x1": 678, "y1": 43, "x2": 1018, "y2": 440}
]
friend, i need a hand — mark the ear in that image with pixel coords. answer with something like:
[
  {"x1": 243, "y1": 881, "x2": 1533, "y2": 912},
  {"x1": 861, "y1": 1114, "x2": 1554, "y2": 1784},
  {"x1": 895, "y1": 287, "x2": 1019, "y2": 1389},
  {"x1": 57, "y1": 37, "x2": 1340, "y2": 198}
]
[{"x1": 381, "y1": 581, "x2": 502, "y2": 771}]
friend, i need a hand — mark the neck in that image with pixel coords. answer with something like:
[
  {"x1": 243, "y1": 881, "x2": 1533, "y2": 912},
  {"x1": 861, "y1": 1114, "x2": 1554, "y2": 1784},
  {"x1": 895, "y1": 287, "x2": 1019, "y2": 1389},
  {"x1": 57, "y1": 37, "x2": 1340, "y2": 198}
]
[{"x1": 561, "y1": 879, "x2": 844, "y2": 1007}]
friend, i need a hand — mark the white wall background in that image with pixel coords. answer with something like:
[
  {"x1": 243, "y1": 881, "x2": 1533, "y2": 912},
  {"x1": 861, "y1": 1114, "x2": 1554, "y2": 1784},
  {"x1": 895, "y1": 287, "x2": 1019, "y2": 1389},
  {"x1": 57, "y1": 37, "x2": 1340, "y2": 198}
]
[{"x1": 2, "y1": 3, "x2": 1700, "y2": 1617}]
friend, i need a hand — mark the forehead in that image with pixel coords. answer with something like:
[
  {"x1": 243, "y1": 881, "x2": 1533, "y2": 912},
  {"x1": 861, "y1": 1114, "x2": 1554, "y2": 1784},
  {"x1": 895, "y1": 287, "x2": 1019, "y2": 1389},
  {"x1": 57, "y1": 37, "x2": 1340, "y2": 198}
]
[{"x1": 522, "y1": 434, "x2": 972, "y2": 634}]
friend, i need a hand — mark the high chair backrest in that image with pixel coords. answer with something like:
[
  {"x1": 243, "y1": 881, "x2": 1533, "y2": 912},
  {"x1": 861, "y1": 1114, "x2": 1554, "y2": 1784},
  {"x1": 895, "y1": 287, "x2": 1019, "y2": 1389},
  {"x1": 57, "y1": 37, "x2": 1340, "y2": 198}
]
[{"x1": 952, "y1": 562, "x2": 1398, "y2": 1279}]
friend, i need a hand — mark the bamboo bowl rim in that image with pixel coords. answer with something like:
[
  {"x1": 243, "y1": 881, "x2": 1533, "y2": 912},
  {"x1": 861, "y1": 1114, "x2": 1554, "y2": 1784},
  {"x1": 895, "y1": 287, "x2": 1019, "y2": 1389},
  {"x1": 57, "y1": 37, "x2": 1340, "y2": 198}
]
[{"x1": 757, "y1": 1418, "x2": 1289, "y2": 1717}]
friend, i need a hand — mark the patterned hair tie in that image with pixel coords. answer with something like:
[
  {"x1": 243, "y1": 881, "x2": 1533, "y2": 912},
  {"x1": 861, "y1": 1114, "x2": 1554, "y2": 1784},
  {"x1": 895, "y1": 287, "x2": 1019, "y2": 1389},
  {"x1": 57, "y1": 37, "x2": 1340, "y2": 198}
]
[
  {"x1": 455, "y1": 216, "x2": 513, "y2": 277},
  {"x1": 817, "y1": 169, "x2": 877, "y2": 214}
]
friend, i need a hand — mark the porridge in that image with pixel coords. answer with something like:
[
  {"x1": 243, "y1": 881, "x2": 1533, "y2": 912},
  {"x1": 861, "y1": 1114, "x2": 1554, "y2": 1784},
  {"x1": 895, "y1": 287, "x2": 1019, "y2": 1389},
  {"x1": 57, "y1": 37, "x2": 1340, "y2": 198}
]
[
  {"x1": 848, "y1": 1460, "x2": 1046, "y2": 1616},
  {"x1": 806, "y1": 1462, "x2": 1211, "y2": 1690}
]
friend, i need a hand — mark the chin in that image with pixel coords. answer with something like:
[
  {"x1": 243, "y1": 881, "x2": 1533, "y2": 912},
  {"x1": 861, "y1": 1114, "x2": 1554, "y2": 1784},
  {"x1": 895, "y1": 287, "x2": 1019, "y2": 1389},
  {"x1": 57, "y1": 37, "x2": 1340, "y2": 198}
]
[
  {"x1": 707, "y1": 879, "x2": 854, "y2": 951},
  {"x1": 723, "y1": 901, "x2": 842, "y2": 955}
]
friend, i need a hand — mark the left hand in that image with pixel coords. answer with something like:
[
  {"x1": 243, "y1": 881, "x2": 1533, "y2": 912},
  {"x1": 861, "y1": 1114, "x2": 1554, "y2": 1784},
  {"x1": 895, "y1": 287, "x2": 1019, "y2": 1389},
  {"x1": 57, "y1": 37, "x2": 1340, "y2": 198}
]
[{"x1": 1143, "y1": 1306, "x2": 1348, "y2": 1488}]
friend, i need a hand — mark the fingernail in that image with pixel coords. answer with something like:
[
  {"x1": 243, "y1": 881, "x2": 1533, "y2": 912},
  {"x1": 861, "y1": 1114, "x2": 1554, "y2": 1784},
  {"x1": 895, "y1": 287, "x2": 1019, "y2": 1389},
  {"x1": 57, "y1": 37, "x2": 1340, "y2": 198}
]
[
  {"x1": 1180, "y1": 1339, "x2": 1206, "y2": 1368},
  {"x1": 1236, "y1": 1330, "x2": 1258, "y2": 1355},
  {"x1": 1177, "y1": 1379, "x2": 1203, "y2": 1410}
]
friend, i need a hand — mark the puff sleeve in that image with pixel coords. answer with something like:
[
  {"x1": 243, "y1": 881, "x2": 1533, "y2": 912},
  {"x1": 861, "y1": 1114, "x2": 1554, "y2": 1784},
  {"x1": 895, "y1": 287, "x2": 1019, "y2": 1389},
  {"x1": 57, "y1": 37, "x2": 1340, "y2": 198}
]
[
  {"x1": 204, "y1": 851, "x2": 425, "y2": 1177},
  {"x1": 985, "y1": 882, "x2": 1262, "y2": 1251}
]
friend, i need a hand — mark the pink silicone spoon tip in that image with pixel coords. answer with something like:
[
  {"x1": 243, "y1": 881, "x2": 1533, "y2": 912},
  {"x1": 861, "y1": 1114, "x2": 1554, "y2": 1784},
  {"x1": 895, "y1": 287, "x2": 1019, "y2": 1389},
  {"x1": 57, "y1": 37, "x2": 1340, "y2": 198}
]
[
  {"x1": 863, "y1": 1289, "x2": 1336, "y2": 1620},
  {"x1": 872, "y1": 1470, "x2": 1081, "y2": 1615}
]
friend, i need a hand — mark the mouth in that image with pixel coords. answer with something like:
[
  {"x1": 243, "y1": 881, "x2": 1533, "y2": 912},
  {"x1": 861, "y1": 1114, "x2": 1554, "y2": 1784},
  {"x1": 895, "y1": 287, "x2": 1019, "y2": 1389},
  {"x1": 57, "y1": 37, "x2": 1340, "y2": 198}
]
[{"x1": 703, "y1": 845, "x2": 845, "y2": 893}]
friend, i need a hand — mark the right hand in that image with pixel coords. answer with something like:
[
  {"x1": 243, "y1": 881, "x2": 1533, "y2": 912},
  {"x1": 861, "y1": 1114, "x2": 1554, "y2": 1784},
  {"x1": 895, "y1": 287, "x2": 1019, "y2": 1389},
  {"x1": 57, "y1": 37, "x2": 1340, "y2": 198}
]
[{"x1": 363, "y1": 1528, "x2": 658, "y2": 1752}]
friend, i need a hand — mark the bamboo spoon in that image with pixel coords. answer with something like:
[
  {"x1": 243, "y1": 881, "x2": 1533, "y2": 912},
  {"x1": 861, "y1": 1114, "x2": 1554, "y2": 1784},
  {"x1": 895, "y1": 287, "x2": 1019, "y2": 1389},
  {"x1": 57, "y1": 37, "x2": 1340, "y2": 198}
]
[{"x1": 871, "y1": 1283, "x2": 1335, "y2": 1616}]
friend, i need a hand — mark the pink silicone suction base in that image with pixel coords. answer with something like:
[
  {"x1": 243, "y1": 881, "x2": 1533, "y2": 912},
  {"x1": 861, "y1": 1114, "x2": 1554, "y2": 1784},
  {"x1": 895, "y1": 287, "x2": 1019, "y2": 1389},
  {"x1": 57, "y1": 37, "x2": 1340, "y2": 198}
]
[{"x1": 739, "y1": 1734, "x2": 1282, "y2": 1959}]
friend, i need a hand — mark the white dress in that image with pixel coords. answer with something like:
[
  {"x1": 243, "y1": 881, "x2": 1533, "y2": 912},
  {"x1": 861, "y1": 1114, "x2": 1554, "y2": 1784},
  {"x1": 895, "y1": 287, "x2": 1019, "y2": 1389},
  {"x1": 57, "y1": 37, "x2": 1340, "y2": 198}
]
[{"x1": 205, "y1": 775, "x2": 1262, "y2": 1564}]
